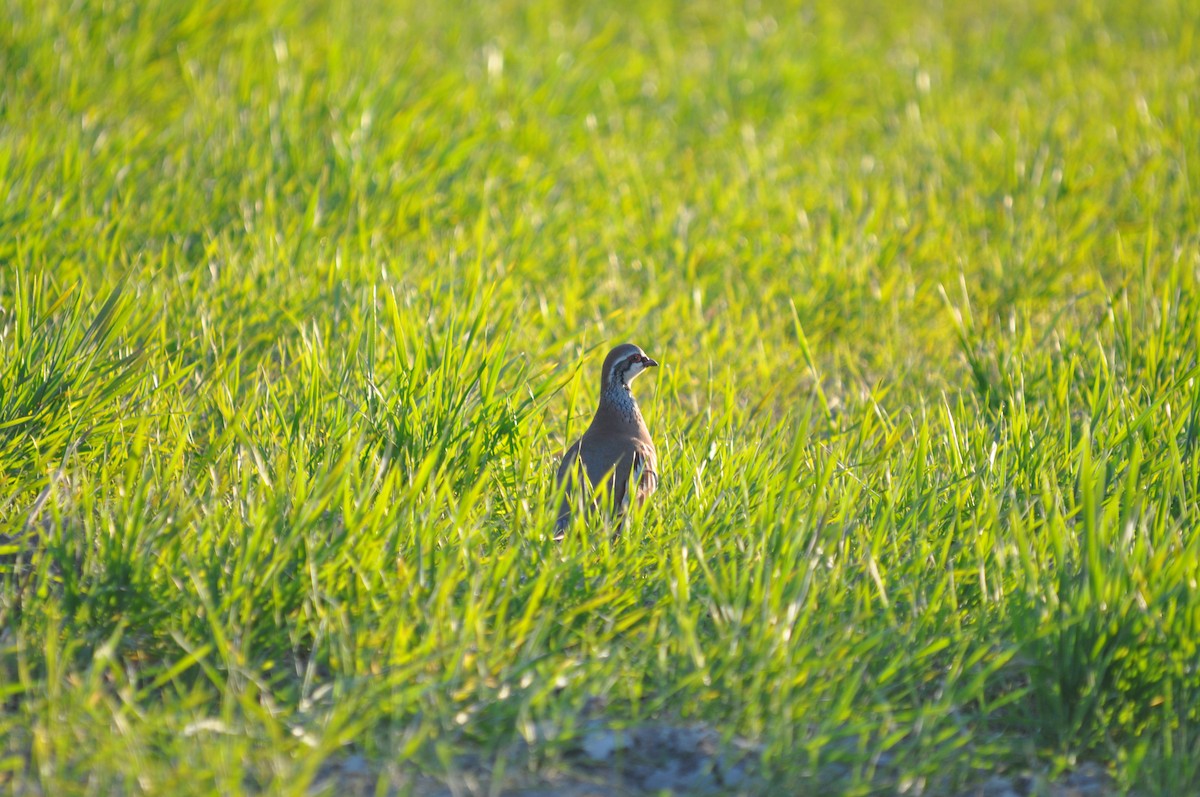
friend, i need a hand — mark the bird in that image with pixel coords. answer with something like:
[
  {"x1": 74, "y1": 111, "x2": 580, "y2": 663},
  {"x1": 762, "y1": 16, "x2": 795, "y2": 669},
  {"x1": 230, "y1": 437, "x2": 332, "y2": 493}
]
[{"x1": 554, "y1": 343, "x2": 659, "y2": 539}]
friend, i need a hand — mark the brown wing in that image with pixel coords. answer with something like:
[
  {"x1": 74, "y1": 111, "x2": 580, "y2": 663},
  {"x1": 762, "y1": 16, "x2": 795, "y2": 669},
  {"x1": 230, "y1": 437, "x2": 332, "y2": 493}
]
[
  {"x1": 555, "y1": 435, "x2": 657, "y2": 536},
  {"x1": 623, "y1": 440, "x2": 658, "y2": 513},
  {"x1": 554, "y1": 439, "x2": 585, "y2": 537},
  {"x1": 634, "y1": 443, "x2": 659, "y2": 503}
]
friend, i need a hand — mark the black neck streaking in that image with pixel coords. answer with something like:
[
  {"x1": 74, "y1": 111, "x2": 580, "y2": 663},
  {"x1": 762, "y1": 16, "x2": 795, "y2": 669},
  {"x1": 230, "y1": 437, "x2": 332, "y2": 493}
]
[{"x1": 600, "y1": 379, "x2": 644, "y2": 426}]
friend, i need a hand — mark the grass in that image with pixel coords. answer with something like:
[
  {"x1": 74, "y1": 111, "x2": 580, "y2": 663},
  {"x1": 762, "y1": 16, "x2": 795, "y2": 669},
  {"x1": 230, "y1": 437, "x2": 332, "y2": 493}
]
[{"x1": 1, "y1": 0, "x2": 1198, "y2": 793}]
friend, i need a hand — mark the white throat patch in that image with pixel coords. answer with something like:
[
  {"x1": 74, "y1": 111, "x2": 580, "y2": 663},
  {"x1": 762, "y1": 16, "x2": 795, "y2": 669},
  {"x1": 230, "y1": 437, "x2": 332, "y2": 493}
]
[{"x1": 609, "y1": 355, "x2": 645, "y2": 387}]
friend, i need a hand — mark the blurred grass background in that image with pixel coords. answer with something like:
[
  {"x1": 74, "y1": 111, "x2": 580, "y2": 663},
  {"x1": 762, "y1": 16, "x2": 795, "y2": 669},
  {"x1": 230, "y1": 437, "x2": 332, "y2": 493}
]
[{"x1": 1, "y1": 0, "x2": 1198, "y2": 793}]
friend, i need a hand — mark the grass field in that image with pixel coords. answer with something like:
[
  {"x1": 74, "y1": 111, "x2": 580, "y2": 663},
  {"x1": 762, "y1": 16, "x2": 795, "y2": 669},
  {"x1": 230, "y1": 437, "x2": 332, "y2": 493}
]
[{"x1": 2, "y1": 0, "x2": 1199, "y2": 793}]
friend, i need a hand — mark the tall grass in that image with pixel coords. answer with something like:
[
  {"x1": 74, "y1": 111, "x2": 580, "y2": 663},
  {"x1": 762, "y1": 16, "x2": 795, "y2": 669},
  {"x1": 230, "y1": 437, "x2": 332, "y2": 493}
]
[{"x1": 2, "y1": 0, "x2": 1198, "y2": 793}]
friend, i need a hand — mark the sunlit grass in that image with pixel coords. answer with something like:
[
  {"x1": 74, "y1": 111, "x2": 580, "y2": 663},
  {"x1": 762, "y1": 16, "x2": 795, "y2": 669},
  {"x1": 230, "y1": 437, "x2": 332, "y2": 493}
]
[{"x1": 2, "y1": 0, "x2": 1199, "y2": 793}]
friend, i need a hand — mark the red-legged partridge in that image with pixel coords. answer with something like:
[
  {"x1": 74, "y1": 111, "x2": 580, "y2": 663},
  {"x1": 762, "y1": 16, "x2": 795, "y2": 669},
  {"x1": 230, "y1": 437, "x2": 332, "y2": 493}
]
[{"x1": 554, "y1": 343, "x2": 659, "y2": 538}]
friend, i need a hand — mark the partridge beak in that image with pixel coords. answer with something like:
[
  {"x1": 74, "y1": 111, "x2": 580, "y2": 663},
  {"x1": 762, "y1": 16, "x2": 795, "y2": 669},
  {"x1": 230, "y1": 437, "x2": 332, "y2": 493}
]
[{"x1": 643, "y1": 356, "x2": 659, "y2": 367}]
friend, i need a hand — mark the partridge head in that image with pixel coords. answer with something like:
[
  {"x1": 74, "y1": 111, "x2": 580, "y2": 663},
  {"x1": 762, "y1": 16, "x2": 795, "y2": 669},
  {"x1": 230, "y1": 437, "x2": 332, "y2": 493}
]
[{"x1": 554, "y1": 343, "x2": 659, "y2": 538}]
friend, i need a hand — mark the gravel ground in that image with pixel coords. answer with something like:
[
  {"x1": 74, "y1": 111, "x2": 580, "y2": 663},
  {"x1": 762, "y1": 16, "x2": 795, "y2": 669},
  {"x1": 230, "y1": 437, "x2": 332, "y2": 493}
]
[{"x1": 311, "y1": 721, "x2": 1115, "y2": 797}]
